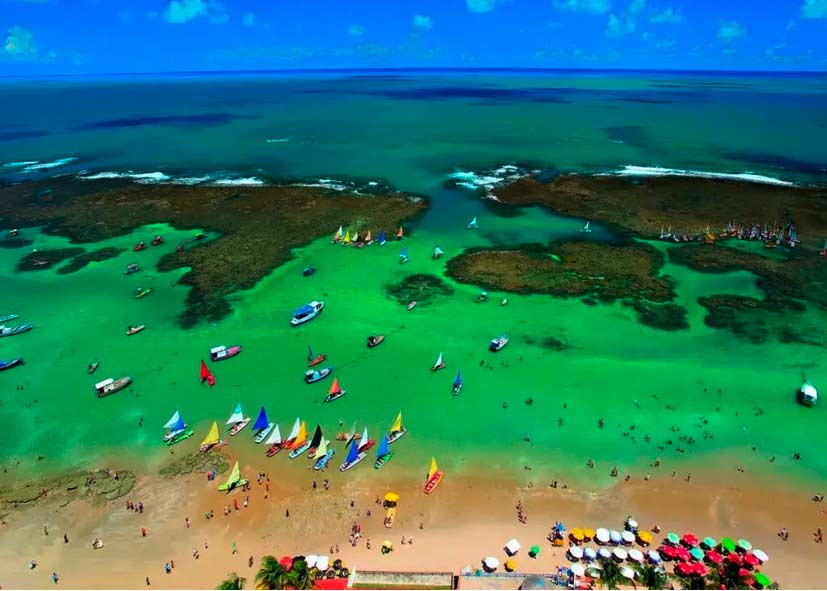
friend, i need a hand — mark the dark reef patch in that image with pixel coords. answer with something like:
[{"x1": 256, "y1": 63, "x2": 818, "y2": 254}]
[
  {"x1": 627, "y1": 300, "x2": 689, "y2": 332},
  {"x1": 0, "y1": 129, "x2": 48, "y2": 142},
  {"x1": 17, "y1": 247, "x2": 85, "y2": 271},
  {"x1": 0, "y1": 237, "x2": 33, "y2": 248},
  {"x1": 386, "y1": 274, "x2": 455, "y2": 307},
  {"x1": 58, "y1": 247, "x2": 124, "y2": 274},
  {"x1": 603, "y1": 125, "x2": 651, "y2": 149},
  {"x1": 720, "y1": 150, "x2": 827, "y2": 176},
  {"x1": 77, "y1": 112, "x2": 242, "y2": 130}
]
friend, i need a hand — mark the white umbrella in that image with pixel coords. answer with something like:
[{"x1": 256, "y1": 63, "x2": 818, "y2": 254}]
[
  {"x1": 504, "y1": 538, "x2": 522, "y2": 555},
  {"x1": 628, "y1": 549, "x2": 644, "y2": 563},
  {"x1": 753, "y1": 549, "x2": 769, "y2": 563},
  {"x1": 306, "y1": 555, "x2": 318, "y2": 569},
  {"x1": 621, "y1": 531, "x2": 635, "y2": 545},
  {"x1": 647, "y1": 550, "x2": 662, "y2": 563},
  {"x1": 620, "y1": 566, "x2": 636, "y2": 580},
  {"x1": 584, "y1": 548, "x2": 597, "y2": 561},
  {"x1": 569, "y1": 546, "x2": 584, "y2": 558},
  {"x1": 609, "y1": 530, "x2": 622, "y2": 545},
  {"x1": 595, "y1": 528, "x2": 610, "y2": 544},
  {"x1": 316, "y1": 556, "x2": 329, "y2": 571},
  {"x1": 570, "y1": 563, "x2": 586, "y2": 577},
  {"x1": 598, "y1": 548, "x2": 612, "y2": 559},
  {"x1": 483, "y1": 557, "x2": 499, "y2": 570},
  {"x1": 612, "y1": 548, "x2": 628, "y2": 561}
]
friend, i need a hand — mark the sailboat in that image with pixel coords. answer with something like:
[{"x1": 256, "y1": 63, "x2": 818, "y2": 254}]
[
  {"x1": 364, "y1": 230, "x2": 373, "y2": 245},
  {"x1": 396, "y1": 226, "x2": 404, "y2": 240},
  {"x1": 352, "y1": 231, "x2": 360, "y2": 244},
  {"x1": 200, "y1": 360, "x2": 215, "y2": 387},
  {"x1": 333, "y1": 226, "x2": 343, "y2": 243},
  {"x1": 226, "y1": 403, "x2": 250, "y2": 436},
  {"x1": 339, "y1": 438, "x2": 367, "y2": 472},
  {"x1": 200, "y1": 421, "x2": 225, "y2": 452},
  {"x1": 431, "y1": 352, "x2": 446, "y2": 372},
  {"x1": 467, "y1": 217, "x2": 479, "y2": 229},
  {"x1": 337, "y1": 421, "x2": 358, "y2": 441},
  {"x1": 399, "y1": 248, "x2": 409, "y2": 264},
  {"x1": 452, "y1": 370, "x2": 463, "y2": 396},
  {"x1": 217, "y1": 460, "x2": 248, "y2": 493},
  {"x1": 252, "y1": 406, "x2": 275, "y2": 443},
  {"x1": 342, "y1": 230, "x2": 351, "y2": 245},
  {"x1": 357, "y1": 426, "x2": 375, "y2": 452},
  {"x1": 313, "y1": 438, "x2": 335, "y2": 471},
  {"x1": 306, "y1": 424, "x2": 324, "y2": 458},
  {"x1": 307, "y1": 345, "x2": 327, "y2": 367},
  {"x1": 287, "y1": 421, "x2": 310, "y2": 458},
  {"x1": 325, "y1": 378, "x2": 347, "y2": 403},
  {"x1": 162, "y1": 410, "x2": 193, "y2": 446},
  {"x1": 374, "y1": 434, "x2": 392, "y2": 469},
  {"x1": 432, "y1": 246, "x2": 444, "y2": 260},
  {"x1": 580, "y1": 220, "x2": 591, "y2": 233},
  {"x1": 387, "y1": 412, "x2": 406, "y2": 444},
  {"x1": 423, "y1": 457, "x2": 445, "y2": 494},
  {"x1": 264, "y1": 424, "x2": 282, "y2": 456},
  {"x1": 279, "y1": 417, "x2": 301, "y2": 450},
  {"x1": 377, "y1": 230, "x2": 386, "y2": 246}
]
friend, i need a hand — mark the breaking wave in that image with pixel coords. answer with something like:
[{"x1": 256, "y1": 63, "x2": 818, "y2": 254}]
[{"x1": 612, "y1": 165, "x2": 794, "y2": 186}]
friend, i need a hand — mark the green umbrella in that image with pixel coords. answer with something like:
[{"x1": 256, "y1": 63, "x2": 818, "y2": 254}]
[
  {"x1": 721, "y1": 537, "x2": 736, "y2": 553},
  {"x1": 690, "y1": 548, "x2": 704, "y2": 561},
  {"x1": 530, "y1": 545, "x2": 541, "y2": 557},
  {"x1": 754, "y1": 572, "x2": 771, "y2": 588},
  {"x1": 666, "y1": 532, "x2": 680, "y2": 545},
  {"x1": 702, "y1": 536, "x2": 717, "y2": 549},
  {"x1": 737, "y1": 539, "x2": 752, "y2": 551}
]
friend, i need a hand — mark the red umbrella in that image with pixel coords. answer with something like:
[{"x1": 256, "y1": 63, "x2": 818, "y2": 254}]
[
  {"x1": 660, "y1": 545, "x2": 677, "y2": 559},
  {"x1": 682, "y1": 533, "x2": 700, "y2": 547},
  {"x1": 739, "y1": 568, "x2": 751, "y2": 578},
  {"x1": 726, "y1": 553, "x2": 742, "y2": 565},
  {"x1": 692, "y1": 563, "x2": 708, "y2": 577},
  {"x1": 743, "y1": 553, "x2": 760, "y2": 568},
  {"x1": 705, "y1": 550, "x2": 723, "y2": 565},
  {"x1": 279, "y1": 555, "x2": 293, "y2": 568},
  {"x1": 676, "y1": 547, "x2": 692, "y2": 562},
  {"x1": 675, "y1": 562, "x2": 693, "y2": 576}
]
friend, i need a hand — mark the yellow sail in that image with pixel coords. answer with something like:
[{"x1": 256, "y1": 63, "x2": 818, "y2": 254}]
[
  {"x1": 201, "y1": 421, "x2": 219, "y2": 446},
  {"x1": 218, "y1": 461, "x2": 241, "y2": 490},
  {"x1": 343, "y1": 230, "x2": 351, "y2": 245},
  {"x1": 293, "y1": 420, "x2": 307, "y2": 447},
  {"x1": 428, "y1": 457, "x2": 438, "y2": 480},
  {"x1": 390, "y1": 412, "x2": 403, "y2": 433}
]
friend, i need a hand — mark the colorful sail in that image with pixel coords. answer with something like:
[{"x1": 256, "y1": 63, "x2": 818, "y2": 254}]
[
  {"x1": 252, "y1": 406, "x2": 269, "y2": 431},
  {"x1": 376, "y1": 434, "x2": 390, "y2": 459},
  {"x1": 200, "y1": 360, "x2": 215, "y2": 386},
  {"x1": 390, "y1": 412, "x2": 403, "y2": 434},
  {"x1": 365, "y1": 230, "x2": 372, "y2": 242},
  {"x1": 343, "y1": 230, "x2": 351, "y2": 245},
  {"x1": 360, "y1": 426, "x2": 369, "y2": 447},
  {"x1": 226, "y1": 403, "x2": 244, "y2": 425},
  {"x1": 433, "y1": 352, "x2": 444, "y2": 368},
  {"x1": 400, "y1": 247, "x2": 408, "y2": 260},
  {"x1": 222, "y1": 461, "x2": 241, "y2": 489},
  {"x1": 377, "y1": 230, "x2": 386, "y2": 245},
  {"x1": 352, "y1": 231, "x2": 359, "y2": 242},
  {"x1": 309, "y1": 424, "x2": 323, "y2": 449},
  {"x1": 333, "y1": 226, "x2": 343, "y2": 242},
  {"x1": 164, "y1": 410, "x2": 181, "y2": 430},
  {"x1": 201, "y1": 421, "x2": 219, "y2": 447},
  {"x1": 467, "y1": 217, "x2": 478, "y2": 228},
  {"x1": 428, "y1": 457, "x2": 439, "y2": 480},
  {"x1": 293, "y1": 421, "x2": 308, "y2": 447},
  {"x1": 396, "y1": 226, "x2": 404, "y2": 239},
  {"x1": 170, "y1": 413, "x2": 185, "y2": 433},
  {"x1": 315, "y1": 437, "x2": 328, "y2": 459},
  {"x1": 346, "y1": 439, "x2": 359, "y2": 464},
  {"x1": 287, "y1": 417, "x2": 301, "y2": 441},
  {"x1": 433, "y1": 246, "x2": 444, "y2": 258},
  {"x1": 329, "y1": 378, "x2": 342, "y2": 396},
  {"x1": 453, "y1": 370, "x2": 462, "y2": 387},
  {"x1": 264, "y1": 424, "x2": 282, "y2": 446}
]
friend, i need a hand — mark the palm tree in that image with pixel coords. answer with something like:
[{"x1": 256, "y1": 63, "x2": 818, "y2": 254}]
[
  {"x1": 636, "y1": 563, "x2": 670, "y2": 590},
  {"x1": 217, "y1": 572, "x2": 246, "y2": 590},
  {"x1": 286, "y1": 558, "x2": 314, "y2": 591},
  {"x1": 255, "y1": 555, "x2": 289, "y2": 590},
  {"x1": 597, "y1": 557, "x2": 622, "y2": 590}
]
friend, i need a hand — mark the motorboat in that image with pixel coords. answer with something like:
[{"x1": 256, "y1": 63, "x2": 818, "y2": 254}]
[
  {"x1": 305, "y1": 367, "x2": 332, "y2": 383},
  {"x1": 489, "y1": 336, "x2": 509, "y2": 352},
  {"x1": 210, "y1": 345, "x2": 241, "y2": 362},
  {"x1": 94, "y1": 376, "x2": 133, "y2": 398},
  {"x1": 291, "y1": 301, "x2": 324, "y2": 326}
]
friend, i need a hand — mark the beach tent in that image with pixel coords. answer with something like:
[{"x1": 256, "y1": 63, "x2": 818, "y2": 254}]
[{"x1": 505, "y1": 539, "x2": 522, "y2": 556}]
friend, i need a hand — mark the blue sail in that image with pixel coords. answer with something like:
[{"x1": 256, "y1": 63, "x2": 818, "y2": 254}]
[
  {"x1": 453, "y1": 370, "x2": 462, "y2": 387},
  {"x1": 171, "y1": 414, "x2": 185, "y2": 432},
  {"x1": 376, "y1": 434, "x2": 389, "y2": 459},
  {"x1": 377, "y1": 230, "x2": 386, "y2": 244},
  {"x1": 346, "y1": 439, "x2": 359, "y2": 464},
  {"x1": 400, "y1": 247, "x2": 408, "y2": 258},
  {"x1": 252, "y1": 406, "x2": 269, "y2": 431}
]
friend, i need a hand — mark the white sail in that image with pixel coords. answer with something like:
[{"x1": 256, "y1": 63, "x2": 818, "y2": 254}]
[
  {"x1": 226, "y1": 405, "x2": 245, "y2": 425},
  {"x1": 434, "y1": 246, "x2": 444, "y2": 256},
  {"x1": 361, "y1": 426, "x2": 369, "y2": 443},
  {"x1": 163, "y1": 410, "x2": 181, "y2": 429},
  {"x1": 434, "y1": 352, "x2": 444, "y2": 367},
  {"x1": 337, "y1": 226, "x2": 343, "y2": 236},
  {"x1": 265, "y1": 424, "x2": 282, "y2": 445},
  {"x1": 287, "y1": 417, "x2": 301, "y2": 440},
  {"x1": 315, "y1": 438, "x2": 328, "y2": 458}
]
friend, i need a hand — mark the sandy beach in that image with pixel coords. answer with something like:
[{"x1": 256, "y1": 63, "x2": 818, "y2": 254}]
[{"x1": 2, "y1": 451, "x2": 826, "y2": 589}]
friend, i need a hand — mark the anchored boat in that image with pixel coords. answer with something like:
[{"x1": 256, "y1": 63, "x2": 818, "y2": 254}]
[
  {"x1": 263, "y1": 424, "x2": 283, "y2": 456},
  {"x1": 252, "y1": 406, "x2": 275, "y2": 443},
  {"x1": 367, "y1": 335, "x2": 384, "y2": 348},
  {"x1": 467, "y1": 217, "x2": 479, "y2": 229},
  {"x1": 0, "y1": 357, "x2": 23, "y2": 371},
  {"x1": 200, "y1": 360, "x2": 216, "y2": 386},
  {"x1": 357, "y1": 426, "x2": 376, "y2": 452},
  {"x1": 423, "y1": 457, "x2": 445, "y2": 494},
  {"x1": 133, "y1": 287, "x2": 153, "y2": 299},
  {"x1": 452, "y1": 370, "x2": 463, "y2": 396},
  {"x1": 0, "y1": 323, "x2": 33, "y2": 338},
  {"x1": 313, "y1": 438, "x2": 335, "y2": 471},
  {"x1": 377, "y1": 230, "x2": 387, "y2": 246},
  {"x1": 339, "y1": 438, "x2": 368, "y2": 472},
  {"x1": 306, "y1": 425, "x2": 324, "y2": 458},
  {"x1": 210, "y1": 345, "x2": 241, "y2": 362},
  {"x1": 151, "y1": 235, "x2": 164, "y2": 246},
  {"x1": 288, "y1": 421, "x2": 310, "y2": 458},
  {"x1": 489, "y1": 335, "x2": 509, "y2": 352},
  {"x1": 387, "y1": 412, "x2": 406, "y2": 444},
  {"x1": 399, "y1": 247, "x2": 409, "y2": 264},
  {"x1": 133, "y1": 241, "x2": 147, "y2": 252},
  {"x1": 218, "y1": 461, "x2": 248, "y2": 493},
  {"x1": 307, "y1": 345, "x2": 327, "y2": 367},
  {"x1": 431, "y1": 352, "x2": 446, "y2": 372},
  {"x1": 126, "y1": 325, "x2": 145, "y2": 336},
  {"x1": 87, "y1": 360, "x2": 100, "y2": 374},
  {"x1": 580, "y1": 220, "x2": 591, "y2": 233},
  {"x1": 325, "y1": 378, "x2": 346, "y2": 403},
  {"x1": 94, "y1": 376, "x2": 133, "y2": 398},
  {"x1": 433, "y1": 246, "x2": 444, "y2": 260},
  {"x1": 0, "y1": 314, "x2": 19, "y2": 323},
  {"x1": 291, "y1": 301, "x2": 324, "y2": 326},
  {"x1": 199, "y1": 421, "x2": 226, "y2": 452},
  {"x1": 163, "y1": 410, "x2": 193, "y2": 446},
  {"x1": 799, "y1": 380, "x2": 818, "y2": 407},
  {"x1": 374, "y1": 434, "x2": 392, "y2": 469},
  {"x1": 305, "y1": 367, "x2": 332, "y2": 383},
  {"x1": 226, "y1": 403, "x2": 250, "y2": 436}
]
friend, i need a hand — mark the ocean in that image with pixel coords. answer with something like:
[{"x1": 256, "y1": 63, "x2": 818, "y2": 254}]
[{"x1": 1, "y1": 69, "x2": 826, "y2": 487}]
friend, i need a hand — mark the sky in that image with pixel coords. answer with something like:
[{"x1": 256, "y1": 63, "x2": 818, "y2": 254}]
[{"x1": 1, "y1": 0, "x2": 826, "y2": 75}]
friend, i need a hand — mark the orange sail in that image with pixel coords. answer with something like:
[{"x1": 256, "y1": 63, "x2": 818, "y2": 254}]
[
  {"x1": 396, "y1": 226, "x2": 404, "y2": 239},
  {"x1": 329, "y1": 378, "x2": 342, "y2": 396}
]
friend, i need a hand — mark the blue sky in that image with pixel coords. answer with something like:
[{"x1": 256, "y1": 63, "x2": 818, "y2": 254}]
[{"x1": 1, "y1": 0, "x2": 826, "y2": 75}]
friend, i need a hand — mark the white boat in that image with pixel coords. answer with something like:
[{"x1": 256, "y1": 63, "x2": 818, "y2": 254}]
[
  {"x1": 580, "y1": 220, "x2": 591, "y2": 233},
  {"x1": 431, "y1": 352, "x2": 446, "y2": 372},
  {"x1": 799, "y1": 380, "x2": 818, "y2": 406},
  {"x1": 433, "y1": 246, "x2": 444, "y2": 260},
  {"x1": 254, "y1": 423, "x2": 275, "y2": 444},
  {"x1": 291, "y1": 301, "x2": 324, "y2": 326},
  {"x1": 226, "y1": 403, "x2": 250, "y2": 436},
  {"x1": 387, "y1": 412, "x2": 406, "y2": 444},
  {"x1": 210, "y1": 345, "x2": 242, "y2": 362},
  {"x1": 0, "y1": 323, "x2": 33, "y2": 338},
  {"x1": 489, "y1": 335, "x2": 509, "y2": 352},
  {"x1": 94, "y1": 376, "x2": 132, "y2": 398},
  {"x1": 467, "y1": 217, "x2": 479, "y2": 229}
]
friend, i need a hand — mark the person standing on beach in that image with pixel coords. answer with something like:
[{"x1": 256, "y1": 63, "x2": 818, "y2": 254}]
[
  {"x1": 51, "y1": 571, "x2": 59, "y2": 584},
  {"x1": 63, "y1": 533, "x2": 69, "y2": 543},
  {"x1": 44, "y1": 525, "x2": 49, "y2": 536},
  {"x1": 146, "y1": 576, "x2": 150, "y2": 586}
]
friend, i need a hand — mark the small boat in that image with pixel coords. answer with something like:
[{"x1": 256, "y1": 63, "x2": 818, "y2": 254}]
[
  {"x1": 333, "y1": 226, "x2": 343, "y2": 243},
  {"x1": 399, "y1": 248, "x2": 409, "y2": 264},
  {"x1": 396, "y1": 226, "x2": 404, "y2": 240},
  {"x1": 357, "y1": 426, "x2": 376, "y2": 452},
  {"x1": 288, "y1": 421, "x2": 310, "y2": 458},
  {"x1": 387, "y1": 412, "x2": 406, "y2": 444},
  {"x1": 133, "y1": 287, "x2": 153, "y2": 299},
  {"x1": 452, "y1": 370, "x2": 463, "y2": 396},
  {"x1": 377, "y1": 230, "x2": 387, "y2": 246},
  {"x1": 162, "y1": 410, "x2": 194, "y2": 446},
  {"x1": 306, "y1": 424, "x2": 324, "y2": 458},
  {"x1": 431, "y1": 352, "x2": 446, "y2": 372},
  {"x1": 226, "y1": 403, "x2": 250, "y2": 436},
  {"x1": 799, "y1": 380, "x2": 818, "y2": 407},
  {"x1": 367, "y1": 335, "x2": 384, "y2": 348},
  {"x1": 8, "y1": 229, "x2": 19, "y2": 237},
  {"x1": 200, "y1": 360, "x2": 216, "y2": 386},
  {"x1": 252, "y1": 406, "x2": 275, "y2": 444},
  {"x1": 264, "y1": 424, "x2": 283, "y2": 455},
  {"x1": 133, "y1": 241, "x2": 147, "y2": 252},
  {"x1": 151, "y1": 235, "x2": 164, "y2": 246},
  {"x1": 273, "y1": 417, "x2": 302, "y2": 455},
  {"x1": 342, "y1": 230, "x2": 351, "y2": 245},
  {"x1": 324, "y1": 378, "x2": 346, "y2": 403},
  {"x1": 302, "y1": 267, "x2": 316, "y2": 277},
  {"x1": 474, "y1": 291, "x2": 488, "y2": 303},
  {"x1": 305, "y1": 366, "x2": 332, "y2": 383},
  {"x1": 364, "y1": 230, "x2": 373, "y2": 245},
  {"x1": 423, "y1": 457, "x2": 445, "y2": 494},
  {"x1": 489, "y1": 335, "x2": 509, "y2": 352},
  {"x1": 87, "y1": 360, "x2": 100, "y2": 374},
  {"x1": 374, "y1": 434, "x2": 392, "y2": 469},
  {"x1": 467, "y1": 217, "x2": 479, "y2": 229},
  {"x1": 433, "y1": 246, "x2": 444, "y2": 260},
  {"x1": 407, "y1": 301, "x2": 417, "y2": 311},
  {"x1": 199, "y1": 421, "x2": 226, "y2": 452},
  {"x1": 500, "y1": 298, "x2": 508, "y2": 306},
  {"x1": 313, "y1": 439, "x2": 335, "y2": 471},
  {"x1": 218, "y1": 461, "x2": 248, "y2": 493},
  {"x1": 0, "y1": 314, "x2": 19, "y2": 323},
  {"x1": 580, "y1": 220, "x2": 591, "y2": 233},
  {"x1": 210, "y1": 345, "x2": 241, "y2": 362},
  {"x1": 126, "y1": 325, "x2": 145, "y2": 336},
  {"x1": 94, "y1": 376, "x2": 133, "y2": 398},
  {"x1": 291, "y1": 300, "x2": 324, "y2": 326},
  {"x1": 124, "y1": 264, "x2": 140, "y2": 275},
  {"x1": 0, "y1": 323, "x2": 33, "y2": 338},
  {"x1": 0, "y1": 357, "x2": 23, "y2": 371},
  {"x1": 307, "y1": 345, "x2": 327, "y2": 367},
  {"x1": 339, "y1": 438, "x2": 368, "y2": 472}
]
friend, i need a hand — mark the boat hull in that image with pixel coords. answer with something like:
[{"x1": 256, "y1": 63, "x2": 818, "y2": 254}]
[
  {"x1": 367, "y1": 336, "x2": 385, "y2": 348},
  {"x1": 95, "y1": 376, "x2": 133, "y2": 398},
  {"x1": 388, "y1": 429, "x2": 406, "y2": 445},
  {"x1": 0, "y1": 323, "x2": 33, "y2": 338},
  {"x1": 314, "y1": 449, "x2": 336, "y2": 471},
  {"x1": 291, "y1": 302, "x2": 324, "y2": 326},
  {"x1": 431, "y1": 363, "x2": 446, "y2": 372},
  {"x1": 266, "y1": 443, "x2": 285, "y2": 457},
  {"x1": 165, "y1": 428, "x2": 194, "y2": 446},
  {"x1": 229, "y1": 418, "x2": 251, "y2": 436},
  {"x1": 126, "y1": 326, "x2": 145, "y2": 336},
  {"x1": 210, "y1": 346, "x2": 242, "y2": 362},
  {"x1": 254, "y1": 423, "x2": 275, "y2": 444},
  {"x1": 305, "y1": 367, "x2": 332, "y2": 383},
  {"x1": 424, "y1": 471, "x2": 445, "y2": 494},
  {"x1": 324, "y1": 390, "x2": 346, "y2": 403},
  {"x1": 289, "y1": 442, "x2": 311, "y2": 459},
  {"x1": 134, "y1": 288, "x2": 153, "y2": 299},
  {"x1": 374, "y1": 452, "x2": 393, "y2": 469},
  {"x1": 308, "y1": 354, "x2": 327, "y2": 367},
  {"x1": 339, "y1": 452, "x2": 367, "y2": 472},
  {"x1": 0, "y1": 357, "x2": 23, "y2": 371}
]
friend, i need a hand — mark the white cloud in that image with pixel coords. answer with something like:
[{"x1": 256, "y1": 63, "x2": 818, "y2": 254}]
[
  {"x1": 606, "y1": 13, "x2": 635, "y2": 36},
  {"x1": 801, "y1": 0, "x2": 827, "y2": 18},
  {"x1": 3, "y1": 25, "x2": 38, "y2": 59},
  {"x1": 348, "y1": 24, "x2": 365, "y2": 36},
  {"x1": 649, "y1": 7, "x2": 684, "y2": 24},
  {"x1": 629, "y1": 0, "x2": 646, "y2": 13},
  {"x1": 717, "y1": 20, "x2": 745, "y2": 41},
  {"x1": 413, "y1": 14, "x2": 433, "y2": 30},
  {"x1": 163, "y1": 0, "x2": 228, "y2": 25},
  {"x1": 467, "y1": 0, "x2": 497, "y2": 12},
  {"x1": 553, "y1": 0, "x2": 611, "y2": 14},
  {"x1": 243, "y1": 12, "x2": 255, "y2": 27}
]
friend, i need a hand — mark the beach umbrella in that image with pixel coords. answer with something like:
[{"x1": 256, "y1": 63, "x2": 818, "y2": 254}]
[
  {"x1": 504, "y1": 559, "x2": 516, "y2": 572},
  {"x1": 279, "y1": 556, "x2": 293, "y2": 568},
  {"x1": 316, "y1": 556, "x2": 329, "y2": 571},
  {"x1": 571, "y1": 528, "x2": 584, "y2": 541},
  {"x1": 595, "y1": 528, "x2": 610, "y2": 544},
  {"x1": 628, "y1": 549, "x2": 644, "y2": 563},
  {"x1": 483, "y1": 557, "x2": 499, "y2": 571},
  {"x1": 720, "y1": 537, "x2": 736, "y2": 553},
  {"x1": 675, "y1": 547, "x2": 691, "y2": 562},
  {"x1": 659, "y1": 545, "x2": 676, "y2": 560},
  {"x1": 674, "y1": 562, "x2": 693, "y2": 577},
  {"x1": 637, "y1": 530, "x2": 653, "y2": 546},
  {"x1": 737, "y1": 538, "x2": 753, "y2": 552},
  {"x1": 647, "y1": 550, "x2": 662, "y2": 564},
  {"x1": 704, "y1": 550, "x2": 723, "y2": 565},
  {"x1": 584, "y1": 547, "x2": 597, "y2": 561},
  {"x1": 384, "y1": 492, "x2": 400, "y2": 503},
  {"x1": 682, "y1": 533, "x2": 700, "y2": 547},
  {"x1": 752, "y1": 549, "x2": 769, "y2": 563},
  {"x1": 582, "y1": 528, "x2": 595, "y2": 541},
  {"x1": 754, "y1": 572, "x2": 771, "y2": 588},
  {"x1": 621, "y1": 531, "x2": 635, "y2": 545},
  {"x1": 598, "y1": 548, "x2": 612, "y2": 560},
  {"x1": 691, "y1": 563, "x2": 708, "y2": 577},
  {"x1": 743, "y1": 553, "x2": 760, "y2": 568},
  {"x1": 690, "y1": 548, "x2": 705, "y2": 561},
  {"x1": 306, "y1": 555, "x2": 318, "y2": 569},
  {"x1": 568, "y1": 546, "x2": 584, "y2": 560},
  {"x1": 570, "y1": 563, "x2": 586, "y2": 577},
  {"x1": 609, "y1": 530, "x2": 622, "y2": 545},
  {"x1": 529, "y1": 545, "x2": 541, "y2": 558},
  {"x1": 726, "y1": 553, "x2": 742, "y2": 566},
  {"x1": 740, "y1": 569, "x2": 755, "y2": 586},
  {"x1": 702, "y1": 536, "x2": 717, "y2": 549},
  {"x1": 666, "y1": 532, "x2": 680, "y2": 545},
  {"x1": 555, "y1": 522, "x2": 566, "y2": 533},
  {"x1": 612, "y1": 548, "x2": 627, "y2": 561},
  {"x1": 620, "y1": 566, "x2": 635, "y2": 580}
]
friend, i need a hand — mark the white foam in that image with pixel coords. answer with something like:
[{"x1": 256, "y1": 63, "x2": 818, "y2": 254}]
[
  {"x1": 265, "y1": 138, "x2": 289, "y2": 143},
  {"x1": 82, "y1": 171, "x2": 171, "y2": 183},
  {"x1": 20, "y1": 157, "x2": 78, "y2": 172},
  {"x1": 172, "y1": 176, "x2": 212, "y2": 185},
  {"x1": 209, "y1": 177, "x2": 265, "y2": 186},
  {"x1": 448, "y1": 169, "x2": 524, "y2": 190},
  {"x1": 613, "y1": 165, "x2": 794, "y2": 187},
  {"x1": 2, "y1": 160, "x2": 39, "y2": 169}
]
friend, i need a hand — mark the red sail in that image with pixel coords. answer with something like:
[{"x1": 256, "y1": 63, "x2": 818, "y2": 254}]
[{"x1": 200, "y1": 360, "x2": 215, "y2": 386}]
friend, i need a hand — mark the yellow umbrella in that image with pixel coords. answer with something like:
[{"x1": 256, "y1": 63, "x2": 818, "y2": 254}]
[
  {"x1": 637, "y1": 530, "x2": 653, "y2": 546},
  {"x1": 583, "y1": 528, "x2": 596, "y2": 541},
  {"x1": 384, "y1": 492, "x2": 400, "y2": 503},
  {"x1": 504, "y1": 559, "x2": 516, "y2": 572},
  {"x1": 382, "y1": 540, "x2": 393, "y2": 548},
  {"x1": 570, "y1": 528, "x2": 584, "y2": 541}
]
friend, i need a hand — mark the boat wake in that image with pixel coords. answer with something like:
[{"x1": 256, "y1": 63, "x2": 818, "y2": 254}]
[
  {"x1": 265, "y1": 138, "x2": 290, "y2": 143},
  {"x1": 3, "y1": 157, "x2": 79, "y2": 173},
  {"x1": 611, "y1": 165, "x2": 795, "y2": 187}
]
